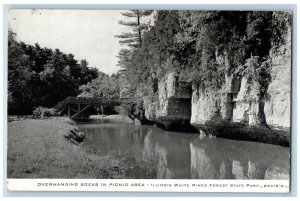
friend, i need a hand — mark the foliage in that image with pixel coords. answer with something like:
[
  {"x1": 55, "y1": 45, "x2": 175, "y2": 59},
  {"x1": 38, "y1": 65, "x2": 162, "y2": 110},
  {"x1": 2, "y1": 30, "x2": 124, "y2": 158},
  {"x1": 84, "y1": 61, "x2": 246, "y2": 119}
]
[
  {"x1": 32, "y1": 106, "x2": 58, "y2": 118},
  {"x1": 177, "y1": 11, "x2": 249, "y2": 89},
  {"x1": 79, "y1": 71, "x2": 124, "y2": 101},
  {"x1": 8, "y1": 32, "x2": 34, "y2": 114},
  {"x1": 239, "y1": 56, "x2": 272, "y2": 96},
  {"x1": 246, "y1": 11, "x2": 273, "y2": 58},
  {"x1": 114, "y1": 10, "x2": 290, "y2": 119},
  {"x1": 114, "y1": 11, "x2": 181, "y2": 118},
  {"x1": 271, "y1": 12, "x2": 292, "y2": 47},
  {"x1": 115, "y1": 10, "x2": 153, "y2": 48},
  {"x1": 8, "y1": 31, "x2": 99, "y2": 114},
  {"x1": 113, "y1": 10, "x2": 155, "y2": 118}
]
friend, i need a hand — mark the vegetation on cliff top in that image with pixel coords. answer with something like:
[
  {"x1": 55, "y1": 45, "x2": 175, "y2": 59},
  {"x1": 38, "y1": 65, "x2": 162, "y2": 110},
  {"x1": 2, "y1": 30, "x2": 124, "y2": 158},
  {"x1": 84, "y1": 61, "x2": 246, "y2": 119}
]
[{"x1": 113, "y1": 11, "x2": 291, "y2": 119}]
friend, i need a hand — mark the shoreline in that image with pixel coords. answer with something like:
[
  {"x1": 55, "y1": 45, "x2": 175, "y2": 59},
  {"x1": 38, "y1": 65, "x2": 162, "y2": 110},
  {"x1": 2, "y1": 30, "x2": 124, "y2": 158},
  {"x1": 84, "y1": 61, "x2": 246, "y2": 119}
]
[
  {"x1": 89, "y1": 114, "x2": 134, "y2": 123},
  {"x1": 8, "y1": 114, "x2": 290, "y2": 147},
  {"x1": 90, "y1": 114, "x2": 290, "y2": 147},
  {"x1": 7, "y1": 117, "x2": 144, "y2": 179}
]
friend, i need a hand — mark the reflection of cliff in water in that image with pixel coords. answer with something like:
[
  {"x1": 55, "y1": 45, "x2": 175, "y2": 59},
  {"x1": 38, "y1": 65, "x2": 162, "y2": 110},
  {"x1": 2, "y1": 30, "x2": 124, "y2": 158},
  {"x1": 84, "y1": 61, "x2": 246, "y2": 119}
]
[
  {"x1": 141, "y1": 128, "x2": 197, "y2": 179},
  {"x1": 190, "y1": 137, "x2": 290, "y2": 179},
  {"x1": 79, "y1": 119, "x2": 289, "y2": 179}
]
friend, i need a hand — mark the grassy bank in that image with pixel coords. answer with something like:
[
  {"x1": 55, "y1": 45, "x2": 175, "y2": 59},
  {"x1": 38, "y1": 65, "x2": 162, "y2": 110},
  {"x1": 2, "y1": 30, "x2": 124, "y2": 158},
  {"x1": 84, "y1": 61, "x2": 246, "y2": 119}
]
[{"x1": 7, "y1": 117, "x2": 131, "y2": 178}]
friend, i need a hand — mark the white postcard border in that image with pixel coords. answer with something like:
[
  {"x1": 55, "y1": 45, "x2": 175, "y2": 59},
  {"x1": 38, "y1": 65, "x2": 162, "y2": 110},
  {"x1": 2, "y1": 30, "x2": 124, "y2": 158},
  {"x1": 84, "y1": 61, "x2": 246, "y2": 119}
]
[
  {"x1": 7, "y1": 179, "x2": 290, "y2": 193},
  {"x1": 2, "y1": 2, "x2": 298, "y2": 197}
]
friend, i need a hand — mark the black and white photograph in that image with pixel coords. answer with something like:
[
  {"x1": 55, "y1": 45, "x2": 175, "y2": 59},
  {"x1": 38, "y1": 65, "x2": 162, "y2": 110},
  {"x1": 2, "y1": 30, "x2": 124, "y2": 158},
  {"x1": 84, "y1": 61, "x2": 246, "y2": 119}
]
[{"x1": 6, "y1": 7, "x2": 292, "y2": 192}]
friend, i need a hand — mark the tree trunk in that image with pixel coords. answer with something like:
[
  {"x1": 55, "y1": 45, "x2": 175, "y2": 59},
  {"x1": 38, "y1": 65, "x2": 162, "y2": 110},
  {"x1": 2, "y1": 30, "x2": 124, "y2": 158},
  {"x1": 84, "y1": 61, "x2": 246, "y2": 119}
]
[{"x1": 137, "y1": 12, "x2": 142, "y2": 47}]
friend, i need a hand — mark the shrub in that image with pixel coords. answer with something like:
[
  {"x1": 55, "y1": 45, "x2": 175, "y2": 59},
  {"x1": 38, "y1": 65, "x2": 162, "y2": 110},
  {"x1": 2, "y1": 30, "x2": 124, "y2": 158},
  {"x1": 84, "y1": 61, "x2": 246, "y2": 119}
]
[
  {"x1": 33, "y1": 106, "x2": 57, "y2": 118},
  {"x1": 43, "y1": 108, "x2": 57, "y2": 117}
]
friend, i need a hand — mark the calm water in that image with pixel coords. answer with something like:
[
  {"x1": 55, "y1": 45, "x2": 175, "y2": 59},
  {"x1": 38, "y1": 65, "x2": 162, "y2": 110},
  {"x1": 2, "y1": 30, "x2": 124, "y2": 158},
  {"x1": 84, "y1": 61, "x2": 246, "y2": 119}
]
[{"x1": 78, "y1": 118, "x2": 290, "y2": 179}]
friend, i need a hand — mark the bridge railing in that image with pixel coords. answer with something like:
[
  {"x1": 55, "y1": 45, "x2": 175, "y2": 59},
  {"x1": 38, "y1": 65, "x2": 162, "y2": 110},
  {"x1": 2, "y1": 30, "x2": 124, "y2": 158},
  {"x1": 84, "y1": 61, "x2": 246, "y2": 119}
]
[{"x1": 54, "y1": 96, "x2": 122, "y2": 112}]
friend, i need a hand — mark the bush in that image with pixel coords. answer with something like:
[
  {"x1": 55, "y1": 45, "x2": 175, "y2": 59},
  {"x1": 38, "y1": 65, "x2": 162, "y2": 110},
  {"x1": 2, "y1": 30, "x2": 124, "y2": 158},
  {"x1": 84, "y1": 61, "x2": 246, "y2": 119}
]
[{"x1": 33, "y1": 106, "x2": 57, "y2": 118}]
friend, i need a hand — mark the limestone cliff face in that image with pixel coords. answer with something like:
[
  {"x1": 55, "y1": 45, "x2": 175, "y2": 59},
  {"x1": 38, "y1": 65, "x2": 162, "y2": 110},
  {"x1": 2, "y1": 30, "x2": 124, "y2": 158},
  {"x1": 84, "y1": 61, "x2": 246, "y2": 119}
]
[
  {"x1": 156, "y1": 72, "x2": 192, "y2": 119},
  {"x1": 143, "y1": 23, "x2": 291, "y2": 146},
  {"x1": 191, "y1": 75, "x2": 262, "y2": 126},
  {"x1": 189, "y1": 24, "x2": 291, "y2": 146},
  {"x1": 264, "y1": 26, "x2": 291, "y2": 129},
  {"x1": 232, "y1": 77, "x2": 262, "y2": 125},
  {"x1": 190, "y1": 74, "x2": 240, "y2": 125},
  {"x1": 144, "y1": 72, "x2": 196, "y2": 132},
  {"x1": 190, "y1": 67, "x2": 290, "y2": 146}
]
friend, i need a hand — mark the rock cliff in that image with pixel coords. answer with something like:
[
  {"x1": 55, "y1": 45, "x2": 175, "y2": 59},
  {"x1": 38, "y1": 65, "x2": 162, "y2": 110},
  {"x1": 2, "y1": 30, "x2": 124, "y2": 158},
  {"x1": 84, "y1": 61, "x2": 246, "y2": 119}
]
[
  {"x1": 144, "y1": 72, "x2": 197, "y2": 132},
  {"x1": 264, "y1": 26, "x2": 291, "y2": 130},
  {"x1": 143, "y1": 21, "x2": 291, "y2": 146}
]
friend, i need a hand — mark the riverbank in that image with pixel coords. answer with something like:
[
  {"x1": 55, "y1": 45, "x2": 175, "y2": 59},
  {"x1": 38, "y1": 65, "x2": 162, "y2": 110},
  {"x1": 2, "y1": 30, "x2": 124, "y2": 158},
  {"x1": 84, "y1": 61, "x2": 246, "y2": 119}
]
[
  {"x1": 7, "y1": 117, "x2": 138, "y2": 178},
  {"x1": 90, "y1": 114, "x2": 134, "y2": 123}
]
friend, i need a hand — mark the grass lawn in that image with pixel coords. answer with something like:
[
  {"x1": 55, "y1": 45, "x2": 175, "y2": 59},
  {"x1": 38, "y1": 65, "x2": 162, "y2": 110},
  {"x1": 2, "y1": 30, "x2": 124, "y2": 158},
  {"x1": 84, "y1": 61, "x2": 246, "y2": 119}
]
[{"x1": 7, "y1": 117, "x2": 127, "y2": 178}]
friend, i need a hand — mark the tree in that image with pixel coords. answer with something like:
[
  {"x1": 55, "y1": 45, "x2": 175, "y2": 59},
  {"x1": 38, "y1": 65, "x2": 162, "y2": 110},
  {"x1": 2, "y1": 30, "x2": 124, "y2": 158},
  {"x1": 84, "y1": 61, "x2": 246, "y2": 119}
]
[
  {"x1": 116, "y1": 48, "x2": 132, "y2": 68},
  {"x1": 115, "y1": 10, "x2": 153, "y2": 48},
  {"x1": 80, "y1": 59, "x2": 89, "y2": 68},
  {"x1": 79, "y1": 72, "x2": 121, "y2": 101},
  {"x1": 8, "y1": 31, "x2": 33, "y2": 114},
  {"x1": 118, "y1": 11, "x2": 181, "y2": 93},
  {"x1": 8, "y1": 32, "x2": 99, "y2": 114},
  {"x1": 114, "y1": 11, "x2": 182, "y2": 120}
]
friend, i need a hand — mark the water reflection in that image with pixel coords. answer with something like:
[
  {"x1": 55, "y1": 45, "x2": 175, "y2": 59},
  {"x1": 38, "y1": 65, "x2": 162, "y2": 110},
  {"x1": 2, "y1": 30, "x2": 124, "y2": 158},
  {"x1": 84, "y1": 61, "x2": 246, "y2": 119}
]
[
  {"x1": 78, "y1": 119, "x2": 290, "y2": 179},
  {"x1": 141, "y1": 129, "x2": 194, "y2": 178},
  {"x1": 190, "y1": 137, "x2": 290, "y2": 179}
]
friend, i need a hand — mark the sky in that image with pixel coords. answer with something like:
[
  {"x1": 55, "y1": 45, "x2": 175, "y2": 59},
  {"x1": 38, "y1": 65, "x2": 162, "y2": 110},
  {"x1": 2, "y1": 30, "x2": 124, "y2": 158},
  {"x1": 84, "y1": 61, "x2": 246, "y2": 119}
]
[{"x1": 8, "y1": 9, "x2": 137, "y2": 75}]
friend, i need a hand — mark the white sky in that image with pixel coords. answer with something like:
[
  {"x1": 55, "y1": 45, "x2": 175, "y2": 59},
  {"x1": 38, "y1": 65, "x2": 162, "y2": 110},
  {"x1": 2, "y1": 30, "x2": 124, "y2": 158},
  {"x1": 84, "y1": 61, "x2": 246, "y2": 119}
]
[{"x1": 8, "y1": 9, "x2": 137, "y2": 75}]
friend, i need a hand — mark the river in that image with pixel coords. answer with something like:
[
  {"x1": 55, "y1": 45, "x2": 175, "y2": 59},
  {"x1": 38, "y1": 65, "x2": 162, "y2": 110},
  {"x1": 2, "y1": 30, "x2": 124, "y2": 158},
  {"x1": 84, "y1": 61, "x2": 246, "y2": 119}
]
[{"x1": 77, "y1": 117, "x2": 290, "y2": 179}]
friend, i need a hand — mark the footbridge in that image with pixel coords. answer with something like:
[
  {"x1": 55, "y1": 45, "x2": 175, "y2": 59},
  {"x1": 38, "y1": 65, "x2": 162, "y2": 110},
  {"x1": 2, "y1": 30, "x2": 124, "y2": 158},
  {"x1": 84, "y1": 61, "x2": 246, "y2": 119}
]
[{"x1": 54, "y1": 96, "x2": 121, "y2": 120}]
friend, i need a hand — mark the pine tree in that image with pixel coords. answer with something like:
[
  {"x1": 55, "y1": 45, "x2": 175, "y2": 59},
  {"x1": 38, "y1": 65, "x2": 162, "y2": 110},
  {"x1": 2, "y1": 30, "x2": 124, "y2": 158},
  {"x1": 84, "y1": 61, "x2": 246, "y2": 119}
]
[{"x1": 115, "y1": 10, "x2": 153, "y2": 48}]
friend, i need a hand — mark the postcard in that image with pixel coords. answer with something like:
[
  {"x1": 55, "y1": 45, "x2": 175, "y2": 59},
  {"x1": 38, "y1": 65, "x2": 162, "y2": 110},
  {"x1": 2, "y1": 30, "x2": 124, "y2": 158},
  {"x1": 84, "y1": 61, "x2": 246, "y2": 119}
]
[{"x1": 6, "y1": 9, "x2": 292, "y2": 192}]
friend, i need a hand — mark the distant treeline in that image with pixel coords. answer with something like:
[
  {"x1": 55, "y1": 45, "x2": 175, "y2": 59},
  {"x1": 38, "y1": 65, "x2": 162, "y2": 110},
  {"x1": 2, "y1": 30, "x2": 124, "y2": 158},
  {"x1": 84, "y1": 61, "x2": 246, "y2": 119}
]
[{"x1": 8, "y1": 31, "x2": 99, "y2": 114}]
